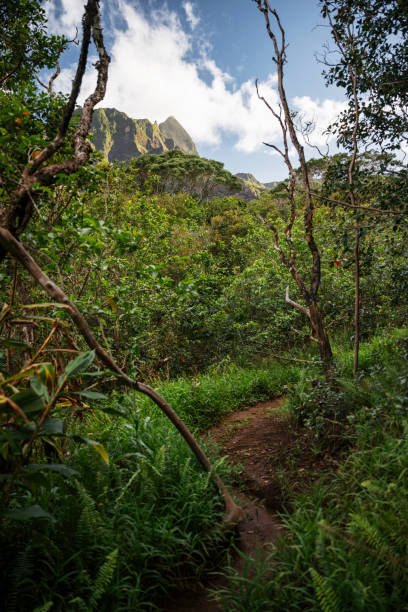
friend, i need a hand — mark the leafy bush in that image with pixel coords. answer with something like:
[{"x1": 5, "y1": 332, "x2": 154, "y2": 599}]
[{"x1": 287, "y1": 329, "x2": 408, "y2": 440}]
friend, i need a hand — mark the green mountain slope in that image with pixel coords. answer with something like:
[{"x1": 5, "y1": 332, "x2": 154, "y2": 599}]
[
  {"x1": 159, "y1": 116, "x2": 198, "y2": 155},
  {"x1": 91, "y1": 108, "x2": 198, "y2": 163}
]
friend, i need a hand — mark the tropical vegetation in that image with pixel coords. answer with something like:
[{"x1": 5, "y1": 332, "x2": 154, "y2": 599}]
[{"x1": 0, "y1": 0, "x2": 407, "y2": 610}]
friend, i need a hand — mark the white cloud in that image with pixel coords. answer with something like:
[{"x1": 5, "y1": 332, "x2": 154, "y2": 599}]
[
  {"x1": 50, "y1": 1, "x2": 344, "y2": 156},
  {"x1": 46, "y1": 0, "x2": 85, "y2": 37},
  {"x1": 183, "y1": 1, "x2": 200, "y2": 30},
  {"x1": 293, "y1": 95, "x2": 347, "y2": 148}
]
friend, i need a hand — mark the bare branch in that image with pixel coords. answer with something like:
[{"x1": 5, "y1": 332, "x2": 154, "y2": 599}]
[
  {"x1": 285, "y1": 286, "x2": 310, "y2": 318},
  {"x1": 310, "y1": 190, "x2": 407, "y2": 216},
  {"x1": 254, "y1": 1, "x2": 334, "y2": 372},
  {"x1": 48, "y1": 60, "x2": 61, "y2": 93}
]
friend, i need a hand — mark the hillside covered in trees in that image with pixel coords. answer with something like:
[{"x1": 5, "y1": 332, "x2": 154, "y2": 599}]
[{"x1": 0, "y1": 1, "x2": 407, "y2": 610}]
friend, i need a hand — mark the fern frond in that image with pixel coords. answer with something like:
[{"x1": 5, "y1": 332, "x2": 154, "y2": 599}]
[
  {"x1": 32, "y1": 602, "x2": 53, "y2": 612},
  {"x1": 113, "y1": 468, "x2": 140, "y2": 510},
  {"x1": 89, "y1": 548, "x2": 118, "y2": 610},
  {"x1": 75, "y1": 480, "x2": 101, "y2": 543},
  {"x1": 349, "y1": 513, "x2": 388, "y2": 555},
  {"x1": 310, "y1": 568, "x2": 342, "y2": 612},
  {"x1": 8, "y1": 545, "x2": 34, "y2": 612},
  {"x1": 68, "y1": 596, "x2": 90, "y2": 612}
]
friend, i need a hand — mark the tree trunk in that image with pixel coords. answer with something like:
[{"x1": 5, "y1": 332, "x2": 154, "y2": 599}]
[
  {"x1": 353, "y1": 225, "x2": 360, "y2": 377},
  {"x1": 309, "y1": 301, "x2": 334, "y2": 381}
]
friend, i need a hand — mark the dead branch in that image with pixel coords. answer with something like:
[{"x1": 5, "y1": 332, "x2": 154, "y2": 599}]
[
  {"x1": 27, "y1": 318, "x2": 60, "y2": 365},
  {"x1": 269, "y1": 350, "x2": 318, "y2": 364},
  {"x1": 0, "y1": 227, "x2": 243, "y2": 526},
  {"x1": 285, "y1": 286, "x2": 310, "y2": 317},
  {"x1": 310, "y1": 190, "x2": 407, "y2": 216},
  {"x1": 254, "y1": 0, "x2": 334, "y2": 372}
]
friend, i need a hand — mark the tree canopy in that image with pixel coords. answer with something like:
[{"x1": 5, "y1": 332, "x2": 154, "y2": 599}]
[{"x1": 320, "y1": 0, "x2": 408, "y2": 149}]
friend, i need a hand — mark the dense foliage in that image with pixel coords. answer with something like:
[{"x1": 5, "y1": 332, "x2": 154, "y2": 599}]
[
  {"x1": 320, "y1": 0, "x2": 408, "y2": 149},
  {"x1": 1, "y1": 0, "x2": 407, "y2": 610},
  {"x1": 128, "y1": 149, "x2": 242, "y2": 201},
  {"x1": 216, "y1": 330, "x2": 408, "y2": 611}
]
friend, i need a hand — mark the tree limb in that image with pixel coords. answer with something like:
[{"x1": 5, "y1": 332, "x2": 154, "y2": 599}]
[
  {"x1": 310, "y1": 191, "x2": 407, "y2": 216},
  {"x1": 285, "y1": 286, "x2": 310, "y2": 318}
]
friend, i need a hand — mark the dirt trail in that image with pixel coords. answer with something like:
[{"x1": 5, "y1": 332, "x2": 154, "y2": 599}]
[{"x1": 164, "y1": 398, "x2": 290, "y2": 612}]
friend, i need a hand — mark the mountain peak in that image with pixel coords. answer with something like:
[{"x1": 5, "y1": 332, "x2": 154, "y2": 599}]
[
  {"x1": 159, "y1": 116, "x2": 198, "y2": 155},
  {"x1": 91, "y1": 108, "x2": 198, "y2": 163}
]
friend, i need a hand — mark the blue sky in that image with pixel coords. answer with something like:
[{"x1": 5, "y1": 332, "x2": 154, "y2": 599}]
[{"x1": 46, "y1": 0, "x2": 346, "y2": 181}]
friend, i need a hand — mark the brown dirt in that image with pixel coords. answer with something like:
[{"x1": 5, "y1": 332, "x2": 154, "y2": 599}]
[{"x1": 164, "y1": 398, "x2": 338, "y2": 611}]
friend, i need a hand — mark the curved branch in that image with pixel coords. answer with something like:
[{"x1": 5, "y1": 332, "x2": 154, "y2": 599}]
[
  {"x1": 310, "y1": 191, "x2": 407, "y2": 216},
  {"x1": 285, "y1": 286, "x2": 310, "y2": 318},
  {"x1": 0, "y1": 227, "x2": 243, "y2": 526}
]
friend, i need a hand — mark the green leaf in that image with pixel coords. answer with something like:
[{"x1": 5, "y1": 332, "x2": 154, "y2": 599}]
[
  {"x1": 2, "y1": 504, "x2": 55, "y2": 521},
  {"x1": 30, "y1": 375, "x2": 50, "y2": 403},
  {"x1": 0, "y1": 362, "x2": 55, "y2": 388},
  {"x1": 71, "y1": 435, "x2": 109, "y2": 465},
  {"x1": 0, "y1": 338, "x2": 32, "y2": 349},
  {"x1": 7, "y1": 389, "x2": 45, "y2": 414},
  {"x1": 76, "y1": 390, "x2": 107, "y2": 400},
  {"x1": 38, "y1": 418, "x2": 65, "y2": 436},
  {"x1": 23, "y1": 463, "x2": 78, "y2": 477},
  {"x1": 33, "y1": 602, "x2": 53, "y2": 612},
  {"x1": 58, "y1": 350, "x2": 95, "y2": 385}
]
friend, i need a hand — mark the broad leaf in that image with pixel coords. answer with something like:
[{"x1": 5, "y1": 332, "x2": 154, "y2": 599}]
[
  {"x1": 0, "y1": 338, "x2": 32, "y2": 349},
  {"x1": 71, "y1": 435, "x2": 109, "y2": 465},
  {"x1": 23, "y1": 463, "x2": 78, "y2": 477},
  {"x1": 2, "y1": 504, "x2": 55, "y2": 521},
  {"x1": 30, "y1": 376, "x2": 50, "y2": 403},
  {"x1": 0, "y1": 362, "x2": 54, "y2": 388},
  {"x1": 6, "y1": 389, "x2": 45, "y2": 414},
  {"x1": 58, "y1": 350, "x2": 95, "y2": 385},
  {"x1": 76, "y1": 390, "x2": 107, "y2": 400},
  {"x1": 38, "y1": 418, "x2": 65, "y2": 436}
]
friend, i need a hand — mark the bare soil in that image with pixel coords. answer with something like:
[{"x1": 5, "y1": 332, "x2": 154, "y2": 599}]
[{"x1": 164, "y1": 398, "x2": 338, "y2": 611}]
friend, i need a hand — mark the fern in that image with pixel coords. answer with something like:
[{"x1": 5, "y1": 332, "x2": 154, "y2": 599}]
[
  {"x1": 348, "y1": 513, "x2": 402, "y2": 575},
  {"x1": 32, "y1": 602, "x2": 53, "y2": 612},
  {"x1": 68, "y1": 596, "x2": 90, "y2": 612},
  {"x1": 310, "y1": 568, "x2": 342, "y2": 612},
  {"x1": 349, "y1": 513, "x2": 389, "y2": 556},
  {"x1": 76, "y1": 481, "x2": 99, "y2": 531},
  {"x1": 8, "y1": 545, "x2": 34, "y2": 612},
  {"x1": 75, "y1": 480, "x2": 102, "y2": 551},
  {"x1": 89, "y1": 548, "x2": 118, "y2": 610},
  {"x1": 113, "y1": 468, "x2": 140, "y2": 510}
]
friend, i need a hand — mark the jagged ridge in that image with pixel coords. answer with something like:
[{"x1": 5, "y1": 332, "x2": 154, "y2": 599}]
[{"x1": 91, "y1": 108, "x2": 198, "y2": 163}]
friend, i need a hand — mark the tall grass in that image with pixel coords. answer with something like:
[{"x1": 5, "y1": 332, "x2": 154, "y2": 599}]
[{"x1": 131, "y1": 359, "x2": 298, "y2": 431}]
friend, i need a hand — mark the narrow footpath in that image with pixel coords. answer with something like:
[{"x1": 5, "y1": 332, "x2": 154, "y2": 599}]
[{"x1": 164, "y1": 397, "x2": 337, "y2": 611}]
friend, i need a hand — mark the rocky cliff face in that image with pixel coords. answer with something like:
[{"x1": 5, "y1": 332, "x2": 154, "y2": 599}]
[
  {"x1": 233, "y1": 173, "x2": 278, "y2": 201},
  {"x1": 91, "y1": 108, "x2": 198, "y2": 163}
]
